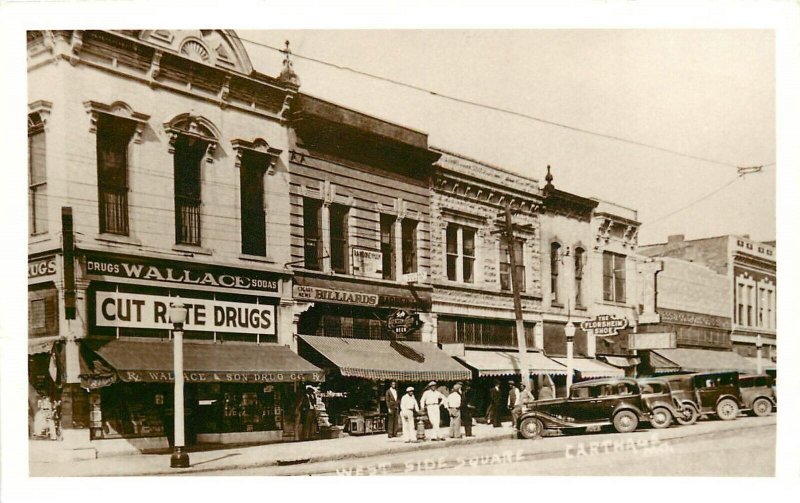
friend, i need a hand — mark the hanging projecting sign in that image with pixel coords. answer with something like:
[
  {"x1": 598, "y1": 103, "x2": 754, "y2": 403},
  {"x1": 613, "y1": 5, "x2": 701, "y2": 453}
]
[
  {"x1": 580, "y1": 314, "x2": 628, "y2": 337},
  {"x1": 95, "y1": 292, "x2": 276, "y2": 335},
  {"x1": 387, "y1": 309, "x2": 419, "y2": 336}
]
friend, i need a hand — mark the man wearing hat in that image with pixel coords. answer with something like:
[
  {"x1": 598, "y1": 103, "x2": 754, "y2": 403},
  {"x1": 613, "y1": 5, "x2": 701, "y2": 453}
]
[
  {"x1": 399, "y1": 386, "x2": 420, "y2": 443},
  {"x1": 447, "y1": 382, "x2": 463, "y2": 439},
  {"x1": 420, "y1": 381, "x2": 447, "y2": 441}
]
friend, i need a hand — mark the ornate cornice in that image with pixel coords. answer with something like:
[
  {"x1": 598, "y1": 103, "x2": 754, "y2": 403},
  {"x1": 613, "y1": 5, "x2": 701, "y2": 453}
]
[
  {"x1": 231, "y1": 138, "x2": 282, "y2": 174},
  {"x1": 163, "y1": 113, "x2": 220, "y2": 160},
  {"x1": 84, "y1": 100, "x2": 150, "y2": 143}
]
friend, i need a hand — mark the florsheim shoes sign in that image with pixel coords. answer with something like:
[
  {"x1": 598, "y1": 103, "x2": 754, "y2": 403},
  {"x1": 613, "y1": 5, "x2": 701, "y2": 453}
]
[
  {"x1": 580, "y1": 314, "x2": 628, "y2": 337},
  {"x1": 95, "y1": 291, "x2": 276, "y2": 335}
]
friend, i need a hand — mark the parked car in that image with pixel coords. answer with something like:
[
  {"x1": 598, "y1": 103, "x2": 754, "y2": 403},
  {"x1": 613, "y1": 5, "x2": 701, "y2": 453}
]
[
  {"x1": 517, "y1": 378, "x2": 648, "y2": 439},
  {"x1": 738, "y1": 374, "x2": 776, "y2": 416},
  {"x1": 637, "y1": 377, "x2": 690, "y2": 428},
  {"x1": 665, "y1": 371, "x2": 743, "y2": 421}
]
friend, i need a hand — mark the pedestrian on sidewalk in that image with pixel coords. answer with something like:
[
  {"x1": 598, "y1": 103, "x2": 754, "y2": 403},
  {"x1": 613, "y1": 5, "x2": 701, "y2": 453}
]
[
  {"x1": 461, "y1": 383, "x2": 475, "y2": 437},
  {"x1": 488, "y1": 380, "x2": 502, "y2": 428},
  {"x1": 511, "y1": 384, "x2": 535, "y2": 429},
  {"x1": 507, "y1": 381, "x2": 519, "y2": 429},
  {"x1": 400, "y1": 386, "x2": 420, "y2": 443},
  {"x1": 420, "y1": 381, "x2": 446, "y2": 441},
  {"x1": 385, "y1": 381, "x2": 400, "y2": 438},
  {"x1": 447, "y1": 382, "x2": 463, "y2": 439}
]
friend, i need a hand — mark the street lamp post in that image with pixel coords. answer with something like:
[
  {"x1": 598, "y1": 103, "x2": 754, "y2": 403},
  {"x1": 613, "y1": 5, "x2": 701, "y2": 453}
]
[
  {"x1": 755, "y1": 334, "x2": 763, "y2": 375},
  {"x1": 169, "y1": 297, "x2": 190, "y2": 469},
  {"x1": 564, "y1": 320, "x2": 576, "y2": 395}
]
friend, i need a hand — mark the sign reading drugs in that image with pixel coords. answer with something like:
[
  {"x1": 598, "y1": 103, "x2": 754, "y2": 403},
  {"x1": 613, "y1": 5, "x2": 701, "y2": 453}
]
[
  {"x1": 580, "y1": 314, "x2": 628, "y2": 337},
  {"x1": 95, "y1": 292, "x2": 276, "y2": 335}
]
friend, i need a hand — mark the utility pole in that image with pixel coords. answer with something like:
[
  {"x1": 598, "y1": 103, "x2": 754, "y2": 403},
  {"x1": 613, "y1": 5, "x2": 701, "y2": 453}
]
[{"x1": 501, "y1": 203, "x2": 532, "y2": 392}]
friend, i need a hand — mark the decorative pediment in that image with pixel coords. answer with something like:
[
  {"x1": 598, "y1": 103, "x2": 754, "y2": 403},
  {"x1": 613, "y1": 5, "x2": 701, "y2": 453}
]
[
  {"x1": 163, "y1": 113, "x2": 220, "y2": 160},
  {"x1": 84, "y1": 100, "x2": 150, "y2": 143},
  {"x1": 231, "y1": 138, "x2": 282, "y2": 174},
  {"x1": 28, "y1": 101, "x2": 53, "y2": 133},
  {"x1": 133, "y1": 30, "x2": 254, "y2": 75}
]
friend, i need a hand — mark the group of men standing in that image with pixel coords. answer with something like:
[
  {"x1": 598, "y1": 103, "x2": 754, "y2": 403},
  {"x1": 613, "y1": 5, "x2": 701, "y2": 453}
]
[
  {"x1": 384, "y1": 380, "x2": 475, "y2": 443},
  {"x1": 486, "y1": 380, "x2": 535, "y2": 428}
]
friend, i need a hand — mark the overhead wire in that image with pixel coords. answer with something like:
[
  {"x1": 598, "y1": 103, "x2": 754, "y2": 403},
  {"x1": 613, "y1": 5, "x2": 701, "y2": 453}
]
[{"x1": 233, "y1": 33, "x2": 771, "y2": 172}]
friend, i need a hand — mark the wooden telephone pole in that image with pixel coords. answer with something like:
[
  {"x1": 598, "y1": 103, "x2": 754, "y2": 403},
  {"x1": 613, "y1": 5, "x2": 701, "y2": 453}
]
[{"x1": 497, "y1": 203, "x2": 533, "y2": 391}]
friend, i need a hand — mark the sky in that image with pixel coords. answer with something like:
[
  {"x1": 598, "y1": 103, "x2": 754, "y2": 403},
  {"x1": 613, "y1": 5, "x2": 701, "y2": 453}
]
[{"x1": 239, "y1": 29, "x2": 776, "y2": 245}]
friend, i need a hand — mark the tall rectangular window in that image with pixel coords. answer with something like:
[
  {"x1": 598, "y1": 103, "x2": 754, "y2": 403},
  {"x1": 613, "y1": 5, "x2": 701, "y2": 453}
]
[
  {"x1": 462, "y1": 227, "x2": 475, "y2": 284},
  {"x1": 574, "y1": 247, "x2": 585, "y2": 307},
  {"x1": 380, "y1": 214, "x2": 396, "y2": 280},
  {"x1": 174, "y1": 136, "x2": 207, "y2": 245},
  {"x1": 28, "y1": 115, "x2": 47, "y2": 235},
  {"x1": 603, "y1": 251, "x2": 627, "y2": 303},
  {"x1": 97, "y1": 115, "x2": 135, "y2": 235},
  {"x1": 329, "y1": 204, "x2": 349, "y2": 273},
  {"x1": 746, "y1": 285, "x2": 754, "y2": 326},
  {"x1": 401, "y1": 219, "x2": 418, "y2": 274},
  {"x1": 500, "y1": 239, "x2": 525, "y2": 292},
  {"x1": 758, "y1": 287, "x2": 766, "y2": 327},
  {"x1": 736, "y1": 282, "x2": 745, "y2": 325},
  {"x1": 240, "y1": 152, "x2": 267, "y2": 256},
  {"x1": 303, "y1": 198, "x2": 322, "y2": 270},
  {"x1": 446, "y1": 225, "x2": 458, "y2": 281},
  {"x1": 550, "y1": 243, "x2": 561, "y2": 303}
]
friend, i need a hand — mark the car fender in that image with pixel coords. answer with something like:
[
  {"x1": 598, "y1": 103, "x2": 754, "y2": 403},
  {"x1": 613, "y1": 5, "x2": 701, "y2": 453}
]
[
  {"x1": 679, "y1": 399, "x2": 700, "y2": 413},
  {"x1": 715, "y1": 393, "x2": 743, "y2": 408},
  {"x1": 611, "y1": 403, "x2": 646, "y2": 421},
  {"x1": 518, "y1": 411, "x2": 601, "y2": 430},
  {"x1": 647, "y1": 399, "x2": 681, "y2": 417}
]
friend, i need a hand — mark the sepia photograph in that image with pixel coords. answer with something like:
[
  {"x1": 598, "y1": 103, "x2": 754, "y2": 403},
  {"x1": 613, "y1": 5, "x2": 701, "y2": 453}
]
[{"x1": 2, "y1": 1, "x2": 799, "y2": 500}]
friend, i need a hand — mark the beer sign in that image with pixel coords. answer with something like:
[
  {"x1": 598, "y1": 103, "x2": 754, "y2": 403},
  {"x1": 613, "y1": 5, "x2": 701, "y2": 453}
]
[
  {"x1": 387, "y1": 309, "x2": 418, "y2": 336},
  {"x1": 580, "y1": 314, "x2": 628, "y2": 337}
]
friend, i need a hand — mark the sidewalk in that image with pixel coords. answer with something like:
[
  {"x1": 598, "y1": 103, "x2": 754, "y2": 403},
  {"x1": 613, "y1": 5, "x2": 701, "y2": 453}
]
[{"x1": 29, "y1": 422, "x2": 516, "y2": 477}]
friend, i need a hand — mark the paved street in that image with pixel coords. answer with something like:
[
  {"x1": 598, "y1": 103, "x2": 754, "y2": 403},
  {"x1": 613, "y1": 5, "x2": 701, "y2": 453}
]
[{"x1": 191, "y1": 415, "x2": 775, "y2": 477}]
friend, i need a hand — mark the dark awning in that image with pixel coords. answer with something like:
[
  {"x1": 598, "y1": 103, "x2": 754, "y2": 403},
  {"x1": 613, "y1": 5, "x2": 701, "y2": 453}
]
[
  {"x1": 293, "y1": 274, "x2": 432, "y2": 310},
  {"x1": 648, "y1": 350, "x2": 682, "y2": 373},
  {"x1": 455, "y1": 350, "x2": 568, "y2": 377},
  {"x1": 599, "y1": 355, "x2": 641, "y2": 369},
  {"x1": 82, "y1": 338, "x2": 324, "y2": 384},
  {"x1": 298, "y1": 335, "x2": 471, "y2": 381},
  {"x1": 653, "y1": 348, "x2": 756, "y2": 373},
  {"x1": 552, "y1": 357, "x2": 625, "y2": 378}
]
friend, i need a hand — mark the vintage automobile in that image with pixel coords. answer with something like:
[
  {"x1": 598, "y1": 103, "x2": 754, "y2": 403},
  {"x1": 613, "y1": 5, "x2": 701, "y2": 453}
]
[
  {"x1": 516, "y1": 378, "x2": 648, "y2": 439},
  {"x1": 664, "y1": 371, "x2": 743, "y2": 421},
  {"x1": 637, "y1": 377, "x2": 692, "y2": 428},
  {"x1": 738, "y1": 374, "x2": 776, "y2": 416}
]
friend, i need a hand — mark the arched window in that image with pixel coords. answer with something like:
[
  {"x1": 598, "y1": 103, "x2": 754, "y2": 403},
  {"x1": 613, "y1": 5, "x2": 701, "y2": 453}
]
[{"x1": 550, "y1": 242, "x2": 561, "y2": 304}]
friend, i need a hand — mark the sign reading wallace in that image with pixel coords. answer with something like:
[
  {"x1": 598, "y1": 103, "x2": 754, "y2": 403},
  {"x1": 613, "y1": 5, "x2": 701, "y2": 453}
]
[
  {"x1": 580, "y1": 314, "x2": 629, "y2": 337},
  {"x1": 85, "y1": 252, "x2": 279, "y2": 293}
]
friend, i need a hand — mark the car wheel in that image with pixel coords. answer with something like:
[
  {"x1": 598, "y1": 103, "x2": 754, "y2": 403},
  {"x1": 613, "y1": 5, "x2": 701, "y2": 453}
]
[
  {"x1": 752, "y1": 398, "x2": 773, "y2": 417},
  {"x1": 519, "y1": 417, "x2": 544, "y2": 439},
  {"x1": 675, "y1": 404, "x2": 698, "y2": 426},
  {"x1": 612, "y1": 410, "x2": 639, "y2": 433},
  {"x1": 716, "y1": 398, "x2": 739, "y2": 421},
  {"x1": 650, "y1": 407, "x2": 672, "y2": 429}
]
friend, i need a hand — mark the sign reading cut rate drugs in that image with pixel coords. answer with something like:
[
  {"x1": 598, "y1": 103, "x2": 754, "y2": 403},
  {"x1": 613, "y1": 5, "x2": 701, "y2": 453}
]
[{"x1": 95, "y1": 292, "x2": 276, "y2": 335}]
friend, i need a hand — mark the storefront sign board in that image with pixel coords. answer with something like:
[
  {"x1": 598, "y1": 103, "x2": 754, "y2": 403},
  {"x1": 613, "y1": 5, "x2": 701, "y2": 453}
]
[
  {"x1": 29, "y1": 255, "x2": 57, "y2": 279},
  {"x1": 95, "y1": 291, "x2": 276, "y2": 335},
  {"x1": 628, "y1": 332, "x2": 677, "y2": 350},
  {"x1": 117, "y1": 369, "x2": 324, "y2": 384},
  {"x1": 85, "y1": 253, "x2": 279, "y2": 293},
  {"x1": 351, "y1": 247, "x2": 383, "y2": 279},
  {"x1": 292, "y1": 285, "x2": 379, "y2": 306}
]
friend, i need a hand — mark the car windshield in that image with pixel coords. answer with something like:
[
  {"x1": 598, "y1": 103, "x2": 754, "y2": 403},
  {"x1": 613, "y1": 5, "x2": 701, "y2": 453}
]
[
  {"x1": 666, "y1": 376, "x2": 694, "y2": 392},
  {"x1": 641, "y1": 382, "x2": 663, "y2": 394}
]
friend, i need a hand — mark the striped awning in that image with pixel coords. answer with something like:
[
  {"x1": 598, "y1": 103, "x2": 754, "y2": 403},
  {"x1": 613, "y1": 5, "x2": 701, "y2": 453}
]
[
  {"x1": 298, "y1": 335, "x2": 472, "y2": 381},
  {"x1": 455, "y1": 350, "x2": 568, "y2": 377},
  {"x1": 653, "y1": 348, "x2": 757, "y2": 373},
  {"x1": 552, "y1": 357, "x2": 625, "y2": 378}
]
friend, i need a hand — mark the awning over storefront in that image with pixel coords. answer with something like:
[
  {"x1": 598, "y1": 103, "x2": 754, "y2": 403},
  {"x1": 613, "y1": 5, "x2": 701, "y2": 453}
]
[
  {"x1": 298, "y1": 335, "x2": 471, "y2": 381},
  {"x1": 455, "y1": 350, "x2": 568, "y2": 377},
  {"x1": 652, "y1": 348, "x2": 757, "y2": 373},
  {"x1": 744, "y1": 357, "x2": 776, "y2": 372},
  {"x1": 648, "y1": 350, "x2": 682, "y2": 373},
  {"x1": 598, "y1": 355, "x2": 641, "y2": 369},
  {"x1": 82, "y1": 338, "x2": 324, "y2": 384},
  {"x1": 293, "y1": 274, "x2": 432, "y2": 310},
  {"x1": 552, "y1": 357, "x2": 625, "y2": 378}
]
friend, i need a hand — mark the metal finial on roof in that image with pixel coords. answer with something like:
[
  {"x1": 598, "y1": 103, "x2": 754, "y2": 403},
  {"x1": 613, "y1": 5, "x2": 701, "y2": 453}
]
[
  {"x1": 545, "y1": 165, "x2": 554, "y2": 187},
  {"x1": 278, "y1": 40, "x2": 300, "y2": 86}
]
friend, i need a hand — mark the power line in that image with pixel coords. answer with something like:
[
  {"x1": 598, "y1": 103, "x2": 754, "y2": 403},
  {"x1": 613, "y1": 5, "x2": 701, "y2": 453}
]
[
  {"x1": 234, "y1": 34, "x2": 771, "y2": 170},
  {"x1": 643, "y1": 174, "x2": 745, "y2": 227}
]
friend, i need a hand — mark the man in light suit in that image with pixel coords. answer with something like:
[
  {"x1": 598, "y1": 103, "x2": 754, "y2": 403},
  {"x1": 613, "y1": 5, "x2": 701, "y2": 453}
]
[{"x1": 385, "y1": 381, "x2": 400, "y2": 438}]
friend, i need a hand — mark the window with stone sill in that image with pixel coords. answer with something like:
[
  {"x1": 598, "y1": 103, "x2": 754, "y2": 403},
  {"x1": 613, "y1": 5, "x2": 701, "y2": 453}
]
[
  {"x1": 602, "y1": 251, "x2": 626, "y2": 303},
  {"x1": 28, "y1": 113, "x2": 47, "y2": 235},
  {"x1": 303, "y1": 198, "x2": 322, "y2": 270},
  {"x1": 239, "y1": 150, "x2": 268, "y2": 257},
  {"x1": 173, "y1": 135, "x2": 207, "y2": 246},
  {"x1": 446, "y1": 223, "x2": 476, "y2": 284},
  {"x1": 97, "y1": 114, "x2": 137, "y2": 236}
]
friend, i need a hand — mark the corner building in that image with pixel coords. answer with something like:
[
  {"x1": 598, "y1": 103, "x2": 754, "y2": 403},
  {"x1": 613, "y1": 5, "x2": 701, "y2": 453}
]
[{"x1": 27, "y1": 30, "x2": 322, "y2": 450}]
